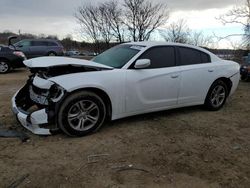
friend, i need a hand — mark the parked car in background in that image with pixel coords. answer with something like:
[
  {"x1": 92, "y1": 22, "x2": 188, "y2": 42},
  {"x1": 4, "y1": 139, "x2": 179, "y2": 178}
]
[
  {"x1": 0, "y1": 45, "x2": 26, "y2": 73},
  {"x1": 65, "y1": 50, "x2": 80, "y2": 57},
  {"x1": 14, "y1": 39, "x2": 64, "y2": 59},
  {"x1": 12, "y1": 42, "x2": 240, "y2": 136},
  {"x1": 240, "y1": 54, "x2": 250, "y2": 81}
]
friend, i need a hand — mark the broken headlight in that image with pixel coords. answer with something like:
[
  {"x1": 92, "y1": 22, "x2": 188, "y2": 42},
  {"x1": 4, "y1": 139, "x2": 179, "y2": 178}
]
[{"x1": 49, "y1": 84, "x2": 65, "y2": 103}]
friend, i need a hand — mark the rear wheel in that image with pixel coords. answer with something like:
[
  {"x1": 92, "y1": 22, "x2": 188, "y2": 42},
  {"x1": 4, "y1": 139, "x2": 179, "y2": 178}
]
[
  {"x1": 204, "y1": 80, "x2": 228, "y2": 111},
  {"x1": 48, "y1": 52, "x2": 56, "y2": 56},
  {"x1": 0, "y1": 60, "x2": 11, "y2": 73},
  {"x1": 241, "y1": 75, "x2": 250, "y2": 81},
  {"x1": 57, "y1": 91, "x2": 106, "y2": 136}
]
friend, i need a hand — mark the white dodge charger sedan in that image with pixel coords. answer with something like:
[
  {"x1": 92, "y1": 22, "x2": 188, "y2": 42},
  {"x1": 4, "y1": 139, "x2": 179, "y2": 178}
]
[{"x1": 12, "y1": 42, "x2": 240, "y2": 136}]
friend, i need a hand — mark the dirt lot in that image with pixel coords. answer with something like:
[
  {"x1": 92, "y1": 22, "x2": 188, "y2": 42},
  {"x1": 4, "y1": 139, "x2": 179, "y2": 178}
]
[{"x1": 0, "y1": 69, "x2": 250, "y2": 188}]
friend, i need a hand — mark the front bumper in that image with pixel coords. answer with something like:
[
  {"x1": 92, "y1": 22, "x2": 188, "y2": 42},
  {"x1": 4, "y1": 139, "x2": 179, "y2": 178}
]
[{"x1": 11, "y1": 85, "x2": 53, "y2": 135}]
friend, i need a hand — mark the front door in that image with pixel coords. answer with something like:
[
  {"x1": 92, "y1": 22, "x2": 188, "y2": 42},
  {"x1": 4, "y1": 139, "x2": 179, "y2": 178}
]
[{"x1": 125, "y1": 46, "x2": 181, "y2": 113}]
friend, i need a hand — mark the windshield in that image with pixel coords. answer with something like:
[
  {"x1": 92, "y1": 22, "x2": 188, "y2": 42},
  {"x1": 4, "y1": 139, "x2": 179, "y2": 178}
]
[{"x1": 92, "y1": 45, "x2": 143, "y2": 68}]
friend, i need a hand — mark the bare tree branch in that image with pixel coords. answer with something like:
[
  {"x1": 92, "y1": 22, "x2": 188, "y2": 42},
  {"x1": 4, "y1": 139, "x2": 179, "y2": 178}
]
[
  {"x1": 101, "y1": 1, "x2": 125, "y2": 43},
  {"x1": 217, "y1": 0, "x2": 250, "y2": 49},
  {"x1": 123, "y1": 0, "x2": 169, "y2": 41},
  {"x1": 188, "y1": 31, "x2": 214, "y2": 48},
  {"x1": 161, "y1": 19, "x2": 190, "y2": 43}
]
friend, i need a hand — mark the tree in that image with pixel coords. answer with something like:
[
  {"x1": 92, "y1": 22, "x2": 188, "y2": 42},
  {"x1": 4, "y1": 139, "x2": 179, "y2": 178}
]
[
  {"x1": 161, "y1": 19, "x2": 214, "y2": 48},
  {"x1": 101, "y1": 1, "x2": 125, "y2": 43},
  {"x1": 161, "y1": 19, "x2": 190, "y2": 43},
  {"x1": 75, "y1": 2, "x2": 120, "y2": 51},
  {"x1": 75, "y1": 4, "x2": 102, "y2": 51},
  {"x1": 123, "y1": 0, "x2": 169, "y2": 41},
  {"x1": 188, "y1": 31, "x2": 214, "y2": 48},
  {"x1": 218, "y1": 0, "x2": 250, "y2": 48},
  {"x1": 97, "y1": 4, "x2": 113, "y2": 47}
]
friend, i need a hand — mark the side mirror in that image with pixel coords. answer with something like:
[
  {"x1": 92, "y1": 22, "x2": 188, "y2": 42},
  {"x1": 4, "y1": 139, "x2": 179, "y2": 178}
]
[
  {"x1": 134, "y1": 59, "x2": 151, "y2": 69},
  {"x1": 17, "y1": 44, "x2": 23, "y2": 48}
]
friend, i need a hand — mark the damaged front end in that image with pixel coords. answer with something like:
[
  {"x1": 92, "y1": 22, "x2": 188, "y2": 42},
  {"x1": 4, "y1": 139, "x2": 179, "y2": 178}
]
[
  {"x1": 12, "y1": 57, "x2": 113, "y2": 135},
  {"x1": 12, "y1": 74, "x2": 66, "y2": 135}
]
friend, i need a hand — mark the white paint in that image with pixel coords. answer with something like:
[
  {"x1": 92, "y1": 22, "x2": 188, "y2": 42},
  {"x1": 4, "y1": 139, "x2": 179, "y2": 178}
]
[
  {"x1": 13, "y1": 42, "x2": 240, "y2": 135},
  {"x1": 33, "y1": 76, "x2": 54, "y2": 89}
]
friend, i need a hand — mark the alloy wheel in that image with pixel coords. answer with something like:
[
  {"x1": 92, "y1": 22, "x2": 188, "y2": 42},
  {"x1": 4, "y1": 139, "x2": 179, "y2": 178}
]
[
  {"x1": 210, "y1": 85, "x2": 226, "y2": 108},
  {"x1": 67, "y1": 100, "x2": 100, "y2": 131},
  {"x1": 0, "y1": 62, "x2": 9, "y2": 73}
]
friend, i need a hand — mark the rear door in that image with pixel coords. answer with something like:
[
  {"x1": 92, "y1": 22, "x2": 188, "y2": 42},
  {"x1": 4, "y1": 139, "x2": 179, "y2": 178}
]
[
  {"x1": 125, "y1": 46, "x2": 181, "y2": 113},
  {"x1": 177, "y1": 47, "x2": 217, "y2": 104},
  {"x1": 30, "y1": 41, "x2": 48, "y2": 57}
]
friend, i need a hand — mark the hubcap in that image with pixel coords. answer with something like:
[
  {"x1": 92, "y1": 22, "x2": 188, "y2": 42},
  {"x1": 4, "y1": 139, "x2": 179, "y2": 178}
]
[
  {"x1": 0, "y1": 62, "x2": 8, "y2": 73},
  {"x1": 67, "y1": 100, "x2": 99, "y2": 131},
  {"x1": 210, "y1": 85, "x2": 226, "y2": 108}
]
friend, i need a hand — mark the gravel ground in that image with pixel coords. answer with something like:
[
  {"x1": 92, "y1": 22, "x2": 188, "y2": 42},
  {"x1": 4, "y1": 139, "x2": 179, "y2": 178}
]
[{"x1": 0, "y1": 68, "x2": 249, "y2": 188}]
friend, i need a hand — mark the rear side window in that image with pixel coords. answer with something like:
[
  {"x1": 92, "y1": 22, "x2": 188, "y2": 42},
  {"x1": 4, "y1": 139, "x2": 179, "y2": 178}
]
[
  {"x1": 201, "y1": 52, "x2": 210, "y2": 63},
  {"x1": 138, "y1": 46, "x2": 175, "y2": 69},
  {"x1": 179, "y1": 47, "x2": 211, "y2": 66},
  {"x1": 47, "y1": 41, "x2": 58, "y2": 46},
  {"x1": 31, "y1": 41, "x2": 47, "y2": 46}
]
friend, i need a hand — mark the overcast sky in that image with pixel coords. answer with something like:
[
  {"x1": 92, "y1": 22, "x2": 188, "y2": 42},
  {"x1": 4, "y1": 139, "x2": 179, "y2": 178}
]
[{"x1": 0, "y1": 0, "x2": 245, "y2": 48}]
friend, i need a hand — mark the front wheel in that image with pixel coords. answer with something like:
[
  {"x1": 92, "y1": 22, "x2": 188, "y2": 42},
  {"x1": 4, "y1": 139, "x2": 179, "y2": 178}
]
[
  {"x1": 57, "y1": 91, "x2": 106, "y2": 136},
  {"x1": 204, "y1": 80, "x2": 228, "y2": 111}
]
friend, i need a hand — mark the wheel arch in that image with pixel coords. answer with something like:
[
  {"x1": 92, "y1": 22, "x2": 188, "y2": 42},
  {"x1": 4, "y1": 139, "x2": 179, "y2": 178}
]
[
  {"x1": 0, "y1": 57, "x2": 10, "y2": 62},
  {"x1": 207, "y1": 77, "x2": 233, "y2": 98},
  {"x1": 63, "y1": 87, "x2": 113, "y2": 120},
  {"x1": 215, "y1": 77, "x2": 232, "y2": 95}
]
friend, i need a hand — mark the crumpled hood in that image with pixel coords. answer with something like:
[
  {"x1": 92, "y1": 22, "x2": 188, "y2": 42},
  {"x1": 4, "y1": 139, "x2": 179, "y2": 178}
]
[{"x1": 24, "y1": 56, "x2": 113, "y2": 69}]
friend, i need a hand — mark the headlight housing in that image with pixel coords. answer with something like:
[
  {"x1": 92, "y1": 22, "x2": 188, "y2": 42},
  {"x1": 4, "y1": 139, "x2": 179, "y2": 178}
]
[{"x1": 49, "y1": 84, "x2": 65, "y2": 102}]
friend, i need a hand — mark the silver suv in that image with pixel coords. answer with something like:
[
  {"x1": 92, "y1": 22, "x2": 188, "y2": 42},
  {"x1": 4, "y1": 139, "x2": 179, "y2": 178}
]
[{"x1": 14, "y1": 39, "x2": 64, "y2": 59}]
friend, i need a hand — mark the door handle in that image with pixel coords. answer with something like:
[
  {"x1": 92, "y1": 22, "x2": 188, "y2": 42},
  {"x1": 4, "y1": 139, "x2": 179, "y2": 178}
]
[
  {"x1": 208, "y1": 69, "x2": 214, "y2": 72},
  {"x1": 171, "y1": 75, "x2": 179, "y2": 79}
]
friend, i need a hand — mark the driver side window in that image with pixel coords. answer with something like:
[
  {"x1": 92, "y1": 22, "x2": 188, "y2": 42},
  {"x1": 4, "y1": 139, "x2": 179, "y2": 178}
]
[{"x1": 138, "y1": 46, "x2": 176, "y2": 69}]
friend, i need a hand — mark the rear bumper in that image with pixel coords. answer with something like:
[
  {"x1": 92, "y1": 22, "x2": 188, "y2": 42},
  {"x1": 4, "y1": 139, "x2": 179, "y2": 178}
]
[
  {"x1": 10, "y1": 57, "x2": 25, "y2": 68},
  {"x1": 229, "y1": 72, "x2": 240, "y2": 96},
  {"x1": 11, "y1": 86, "x2": 52, "y2": 135}
]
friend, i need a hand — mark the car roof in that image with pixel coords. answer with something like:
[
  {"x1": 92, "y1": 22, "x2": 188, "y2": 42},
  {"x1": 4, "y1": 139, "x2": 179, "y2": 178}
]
[
  {"x1": 126, "y1": 41, "x2": 206, "y2": 50},
  {"x1": 20, "y1": 39, "x2": 59, "y2": 42},
  {"x1": 125, "y1": 41, "x2": 220, "y2": 61}
]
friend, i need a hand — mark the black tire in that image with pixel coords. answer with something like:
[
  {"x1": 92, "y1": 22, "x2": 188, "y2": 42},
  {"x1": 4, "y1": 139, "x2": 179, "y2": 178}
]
[
  {"x1": 204, "y1": 80, "x2": 228, "y2": 111},
  {"x1": 57, "y1": 91, "x2": 106, "y2": 136},
  {"x1": 0, "y1": 60, "x2": 11, "y2": 74},
  {"x1": 241, "y1": 75, "x2": 250, "y2": 81},
  {"x1": 48, "y1": 52, "x2": 57, "y2": 56}
]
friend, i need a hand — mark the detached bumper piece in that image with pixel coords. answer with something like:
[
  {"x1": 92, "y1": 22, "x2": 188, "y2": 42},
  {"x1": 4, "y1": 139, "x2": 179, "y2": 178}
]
[{"x1": 12, "y1": 85, "x2": 54, "y2": 135}]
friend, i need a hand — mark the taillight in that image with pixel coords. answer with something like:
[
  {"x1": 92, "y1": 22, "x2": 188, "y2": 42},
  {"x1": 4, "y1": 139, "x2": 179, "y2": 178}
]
[{"x1": 13, "y1": 51, "x2": 26, "y2": 59}]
